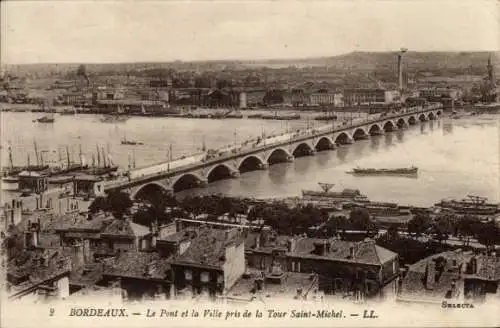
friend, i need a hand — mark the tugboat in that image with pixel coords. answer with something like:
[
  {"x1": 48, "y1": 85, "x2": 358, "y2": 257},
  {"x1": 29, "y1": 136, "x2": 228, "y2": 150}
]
[
  {"x1": 347, "y1": 166, "x2": 418, "y2": 177},
  {"x1": 121, "y1": 134, "x2": 143, "y2": 146},
  {"x1": 33, "y1": 114, "x2": 55, "y2": 123},
  {"x1": 435, "y1": 195, "x2": 499, "y2": 215},
  {"x1": 302, "y1": 183, "x2": 370, "y2": 203}
]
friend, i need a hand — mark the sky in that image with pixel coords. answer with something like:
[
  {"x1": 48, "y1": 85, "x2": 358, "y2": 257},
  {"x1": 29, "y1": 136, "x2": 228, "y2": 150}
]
[{"x1": 1, "y1": 0, "x2": 499, "y2": 64}]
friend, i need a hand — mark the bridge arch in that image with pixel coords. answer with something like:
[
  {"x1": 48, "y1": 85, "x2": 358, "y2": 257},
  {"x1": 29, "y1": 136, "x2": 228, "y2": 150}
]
[
  {"x1": 408, "y1": 116, "x2": 417, "y2": 125},
  {"x1": 428, "y1": 112, "x2": 436, "y2": 120},
  {"x1": 238, "y1": 155, "x2": 266, "y2": 173},
  {"x1": 334, "y1": 132, "x2": 352, "y2": 145},
  {"x1": 206, "y1": 163, "x2": 235, "y2": 183},
  {"x1": 382, "y1": 120, "x2": 396, "y2": 132},
  {"x1": 352, "y1": 128, "x2": 368, "y2": 140},
  {"x1": 172, "y1": 173, "x2": 204, "y2": 193},
  {"x1": 292, "y1": 142, "x2": 315, "y2": 157},
  {"x1": 396, "y1": 118, "x2": 407, "y2": 128},
  {"x1": 368, "y1": 124, "x2": 383, "y2": 135},
  {"x1": 436, "y1": 110, "x2": 442, "y2": 116},
  {"x1": 315, "y1": 136, "x2": 336, "y2": 151},
  {"x1": 131, "y1": 182, "x2": 170, "y2": 202},
  {"x1": 418, "y1": 113, "x2": 427, "y2": 121},
  {"x1": 266, "y1": 147, "x2": 292, "y2": 165}
]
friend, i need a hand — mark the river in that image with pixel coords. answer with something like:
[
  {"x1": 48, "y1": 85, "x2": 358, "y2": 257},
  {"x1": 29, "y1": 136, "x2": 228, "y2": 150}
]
[{"x1": 1, "y1": 112, "x2": 498, "y2": 207}]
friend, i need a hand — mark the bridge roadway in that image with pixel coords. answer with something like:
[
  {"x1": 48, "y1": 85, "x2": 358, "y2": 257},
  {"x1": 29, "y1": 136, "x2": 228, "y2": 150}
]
[{"x1": 96, "y1": 104, "x2": 443, "y2": 198}]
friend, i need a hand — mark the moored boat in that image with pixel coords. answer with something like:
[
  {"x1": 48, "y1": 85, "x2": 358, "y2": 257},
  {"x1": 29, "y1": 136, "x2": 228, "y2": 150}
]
[
  {"x1": 302, "y1": 182, "x2": 370, "y2": 203},
  {"x1": 435, "y1": 195, "x2": 499, "y2": 215},
  {"x1": 33, "y1": 115, "x2": 55, "y2": 123},
  {"x1": 347, "y1": 166, "x2": 418, "y2": 177}
]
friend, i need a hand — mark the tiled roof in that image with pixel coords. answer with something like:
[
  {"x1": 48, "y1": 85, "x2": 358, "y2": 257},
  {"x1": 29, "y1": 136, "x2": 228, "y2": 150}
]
[
  {"x1": 7, "y1": 248, "x2": 72, "y2": 298},
  {"x1": 70, "y1": 263, "x2": 104, "y2": 287},
  {"x1": 290, "y1": 238, "x2": 397, "y2": 266},
  {"x1": 101, "y1": 219, "x2": 150, "y2": 238},
  {"x1": 228, "y1": 272, "x2": 319, "y2": 301},
  {"x1": 472, "y1": 255, "x2": 500, "y2": 281},
  {"x1": 103, "y1": 251, "x2": 170, "y2": 281},
  {"x1": 173, "y1": 227, "x2": 243, "y2": 269},
  {"x1": 399, "y1": 250, "x2": 474, "y2": 301},
  {"x1": 52, "y1": 213, "x2": 112, "y2": 232},
  {"x1": 158, "y1": 229, "x2": 198, "y2": 243}
]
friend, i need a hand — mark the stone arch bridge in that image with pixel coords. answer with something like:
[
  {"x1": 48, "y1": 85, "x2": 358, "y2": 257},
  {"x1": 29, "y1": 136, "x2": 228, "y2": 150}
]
[{"x1": 97, "y1": 106, "x2": 442, "y2": 201}]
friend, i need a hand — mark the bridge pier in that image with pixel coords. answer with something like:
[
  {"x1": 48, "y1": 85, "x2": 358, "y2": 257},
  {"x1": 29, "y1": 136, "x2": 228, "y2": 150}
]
[
  {"x1": 259, "y1": 163, "x2": 269, "y2": 170},
  {"x1": 286, "y1": 155, "x2": 295, "y2": 162},
  {"x1": 370, "y1": 131, "x2": 384, "y2": 136},
  {"x1": 344, "y1": 138, "x2": 354, "y2": 145},
  {"x1": 308, "y1": 149, "x2": 316, "y2": 156},
  {"x1": 231, "y1": 170, "x2": 240, "y2": 178},
  {"x1": 197, "y1": 179, "x2": 208, "y2": 188}
]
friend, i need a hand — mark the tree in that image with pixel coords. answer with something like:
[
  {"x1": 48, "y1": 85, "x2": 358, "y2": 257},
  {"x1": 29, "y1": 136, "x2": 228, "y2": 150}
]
[
  {"x1": 432, "y1": 216, "x2": 452, "y2": 244},
  {"x1": 88, "y1": 196, "x2": 109, "y2": 214},
  {"x1": 106, "y1": 191, "x2": 134, "y2": 219},
  {"x1": 407, "y1": 214, "x2": 431, "y2": 238},
  {"x1": 475, "y1": 220, "x2": 499, "y2": 252},
  {"x1": 387, "y1": 223, "x2": 399, "y2": 240},
  {"x1": 348, "y1": 207, "x2": 374, "y2": 231},
  {"x1": 458, "y1": 216, "x2": 475, "y2": 246}
]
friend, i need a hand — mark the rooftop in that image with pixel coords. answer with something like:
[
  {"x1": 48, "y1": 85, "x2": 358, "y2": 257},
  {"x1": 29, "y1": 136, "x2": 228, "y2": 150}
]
[
  {"x1": 7, "y1": 248, "x2": 72, "y2": 299},
  {"x1": 249, "y1": 230, "x2": 397, "y2": 266},
  {"x1": 53, "y1": 213, "x2": 113, "y2": 232},
  {"x1": 101, "y1": 219, "x2": 150, "y2": 238},
  {"x1": 103, "y1": 251, "x2": 171, "y2": 281},
  {"x1": 227, "y1": 272, "x2": 319, "y2": 301},
  {"x1": 290, "y1": 238, "x2": 397, "y2": 266},
  {"x1": 172, "y1": 227, "x2": 243, "y2": 269},
  {"x1": 399, "y1": 250, "x2": 475, "y2": 302}
]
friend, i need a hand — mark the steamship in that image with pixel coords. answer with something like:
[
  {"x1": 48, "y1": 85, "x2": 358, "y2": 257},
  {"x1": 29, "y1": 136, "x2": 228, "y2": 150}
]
[
  {"x1": 302, "y1": 183, "x2": 369, "y2": 203},
  {"x1": 435, "y1": 195, "x2": 499, "y2": 215}
]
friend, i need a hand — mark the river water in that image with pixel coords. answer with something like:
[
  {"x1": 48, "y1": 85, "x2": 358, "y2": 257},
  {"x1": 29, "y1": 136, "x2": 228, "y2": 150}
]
[{"x1": 1, "y1": 112, "x2": 498, "y2": 207}]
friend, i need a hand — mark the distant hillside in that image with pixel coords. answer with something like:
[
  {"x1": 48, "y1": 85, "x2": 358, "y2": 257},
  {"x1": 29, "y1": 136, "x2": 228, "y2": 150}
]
[
  {"x1": 250, "y1": 51, "x2": 500, "y2": 71},
  {"x1": 3, "y1": 51, "x2": 499, "y2": 78}
]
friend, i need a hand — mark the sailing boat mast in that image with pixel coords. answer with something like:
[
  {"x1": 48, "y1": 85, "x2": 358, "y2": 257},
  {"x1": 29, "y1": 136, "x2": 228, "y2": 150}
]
[
  {"x1": 132, "y1": 149, "x2": 136, "y2": 169},
  {"x1": 96, "y1": 144, "x2": 101, "y2": 167},
  {"x1": 101, "y1": 147, "x2": 107, "y2": 168},
  {"x1": 79, "y1": 144, "x2": 83, "y2": 166},
  {"x1": 8, "y1": 143, "x2": 14, "y2": 169},
  {"x1": 27, "y1": 153, "x2": 30, "y2": 167},
  {"x1": 65, "y1": 146, "x2": 71, "y2": 169},
  {"x1": 33, "y1": 139, "x2": 40, "y2": 166}
]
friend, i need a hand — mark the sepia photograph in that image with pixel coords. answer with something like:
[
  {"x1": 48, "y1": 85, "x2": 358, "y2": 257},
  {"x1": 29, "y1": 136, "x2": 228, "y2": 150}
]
[{"x1": 0, "y1": 0, "x2": 499, "y2": 327}]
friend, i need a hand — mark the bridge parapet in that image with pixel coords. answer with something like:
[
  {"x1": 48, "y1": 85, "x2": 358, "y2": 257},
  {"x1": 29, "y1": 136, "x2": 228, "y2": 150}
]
[{"x1": 102, "y1": 104, "x2": 442, "y2": 193}]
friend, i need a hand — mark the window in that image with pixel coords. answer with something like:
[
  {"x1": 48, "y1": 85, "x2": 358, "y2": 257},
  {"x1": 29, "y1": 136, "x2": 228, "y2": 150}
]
[
  {"x1": 200, "y1": 271, "x2": 210, "y2": 283},
  {"x1": 217, "y1": 274, "x2": 224, "y2": 284},
  {"x1": 185, "y1": 270, "x2": 192, "y2": 281}
]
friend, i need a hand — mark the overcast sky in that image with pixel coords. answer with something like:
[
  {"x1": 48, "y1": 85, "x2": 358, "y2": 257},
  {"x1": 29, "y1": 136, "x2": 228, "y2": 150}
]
[{"x1": 1, "y1": 0, "x2": 499, "y2": 64}]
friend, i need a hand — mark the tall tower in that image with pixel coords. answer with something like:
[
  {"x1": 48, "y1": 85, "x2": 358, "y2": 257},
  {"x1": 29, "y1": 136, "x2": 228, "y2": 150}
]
[
  {"x1": 397, "y1": 48, "x2": 408, "y2": 91},
  {"x1": 487, "y1": 55, "x2": 495, "y2": 87}
]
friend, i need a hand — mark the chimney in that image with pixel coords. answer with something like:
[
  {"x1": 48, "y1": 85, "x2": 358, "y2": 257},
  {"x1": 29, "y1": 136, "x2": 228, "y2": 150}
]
[
  {"x1": 349, "y1": 246, "x2": 355, "y2": 259},
  {"x1": 425, "y1": 261, "x2": 436, "y2": 290},
  {"x1": 255, "y1": 234, "x2": 261, "y2": 249},
  {"x1": 145, "y1": 262, "x2": 156, "y2": 277},
  {"x1": 287, "y1": 237, "x2": 297, "y2": 253},
  {"x1": 261, "y1": 226, "x2": 272, "y2": 245},
  {"x1": 71, "y1": 242, "x2": 85, "y2": 269},
  {"x1": 150, "y1": 222, "x2": 158, "y2": 248}
]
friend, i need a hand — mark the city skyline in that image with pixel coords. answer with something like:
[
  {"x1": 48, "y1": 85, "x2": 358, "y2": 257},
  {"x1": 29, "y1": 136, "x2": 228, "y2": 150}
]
[{"x1": 1, "y1": 0, "x2": 499, "y2": 65}]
